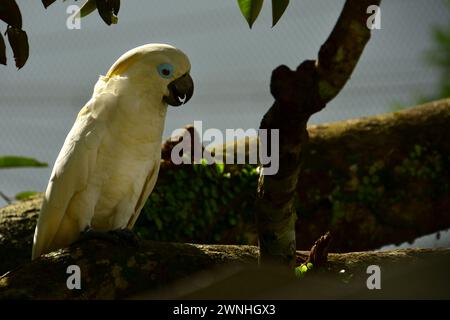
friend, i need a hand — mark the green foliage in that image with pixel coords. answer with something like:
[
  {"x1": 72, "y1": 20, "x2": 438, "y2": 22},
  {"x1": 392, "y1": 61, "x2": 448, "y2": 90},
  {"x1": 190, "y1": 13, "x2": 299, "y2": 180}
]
[
  {"x1": 42, "y1": 0, "x2": 58, "y2": 9},
  {"x1": 295, "y1": 262, "x2": 313, "y2": 279},
  {"x1": 237, "y1": 0, "x2": 264, "y2": 28},
  {"x1": 329, "y1": 161, "x2": 387, "y2": 226},
  {"x1": 79, "y1": 0, "x2": 98, "y2": 18},
  {"x1": 44, "y1": 0, "x2": 120, "y2": 25},
  {"x1": 237, "y1": 0, "x2": 290, "y2": 28},
  {"x1": 0, "y1": 0, "x2": 29, "y2": 68},
  {"x1": 0, "y1": 29, "x2": 5, "y2": 65},
  {"x1": 327, "y1": 143, "x2": 449, "y2": 226},
  {"x1": 15, "y1": 191, "x2": 38, "y2": 201},
  {"x1": 6, "y1": 26, "x2": 28, "y2": 69},
  {"x1": 80, "y1": 0, "x2": 120, "y2": 25},
  {"x1": 390, "y1": 1, "x2": 450, "y2": 109},
  {"x1": 0, "y1": 156, "x2": 46, "y2": 203},
  {"x1": 357, "y1": 160, "x2": 385, "y2": 206},
  {"x1": 0, "y1": 156, "x2": 47, "y2": 168},
  {"x1": 135, "y1": 162, "x2": 259, "y2": 244},
  {"x1": 271, "y1": 0, "x2": 290, "y2": 27},
  {"x1": 2, "y1": 0, "x2": 293, "y2": 69},
  {"x1": 425, "y1": 11, "x2": 450, "y2": 100},
  {"x1": 0, "y1": 0, "x2": 22, "y2": 28},
  {"x1": 396, "y1": 144, "x2": 444, "y2": 181}
]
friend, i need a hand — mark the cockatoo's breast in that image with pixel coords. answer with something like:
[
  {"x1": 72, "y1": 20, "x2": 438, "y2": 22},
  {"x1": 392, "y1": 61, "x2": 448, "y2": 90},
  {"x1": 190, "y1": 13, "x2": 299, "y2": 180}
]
[{"x1": 85, "y1": 77, "x2": 166, "y2": 230}]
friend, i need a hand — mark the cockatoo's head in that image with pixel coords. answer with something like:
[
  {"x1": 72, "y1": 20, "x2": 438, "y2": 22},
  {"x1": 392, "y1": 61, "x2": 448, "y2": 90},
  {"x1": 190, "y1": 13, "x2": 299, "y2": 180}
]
[{"x1": 106, "y1": 43, "x2": 194, "y2": 106}]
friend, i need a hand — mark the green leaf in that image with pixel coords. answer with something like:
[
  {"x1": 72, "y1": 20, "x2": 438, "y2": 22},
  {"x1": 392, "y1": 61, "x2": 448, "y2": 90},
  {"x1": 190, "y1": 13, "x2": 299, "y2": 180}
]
[
  {"x1": 271, "y1": 0, "x2": 289, "y2": 27},
  {"x1": 15, "y1": 191, "x2": 37, "y2": 200},
  {"x1": 6, "y1": 26, "x2": 29, "y2": 69},
  {"x1": 0, "y1": 156, "x2": 47, "y2": 168},
  {"x1": 216, "y1": 163, "x2": 224, "y2": 175},
  {"x1": 237, "y1": 0, "x2": 264, "y2": 28},
  {"x1": 294, "y1": 266, "x2": 304, "y2": 278},
  {"x1": 41, "y1": 0, "x2": 58, "y2": 9},
  {"x1": 96, "y1": 0, "x2": 119, "y2": 26},
  {"x1": 80, "y1": 0, "x2": 97, "y2": 18},
  {"x1": 110, "y1": 0, "x2": 120, "y2": 16},
  {"x1": 0, "y1": 0, "x2": 22, "y2": 28},
  {"x1": 0, "y1": 33, "x2": 6, "y2": 65}
]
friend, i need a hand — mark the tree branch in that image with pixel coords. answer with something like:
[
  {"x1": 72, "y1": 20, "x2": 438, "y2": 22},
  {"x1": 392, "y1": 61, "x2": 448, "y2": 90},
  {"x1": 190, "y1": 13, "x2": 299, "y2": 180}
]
[
  {"x1": 255, "y1": 0, "x2": 382, "y2": 267},
  {"x1": 1, "y1": 238, "x2": 449, "y2": 299}
]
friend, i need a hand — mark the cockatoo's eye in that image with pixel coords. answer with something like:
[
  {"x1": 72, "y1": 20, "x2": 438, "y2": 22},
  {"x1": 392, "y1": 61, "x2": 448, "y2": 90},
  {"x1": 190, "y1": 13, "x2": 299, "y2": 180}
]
[{"x1": 157, "y1": 63, "x2": 174, "y2": 79}]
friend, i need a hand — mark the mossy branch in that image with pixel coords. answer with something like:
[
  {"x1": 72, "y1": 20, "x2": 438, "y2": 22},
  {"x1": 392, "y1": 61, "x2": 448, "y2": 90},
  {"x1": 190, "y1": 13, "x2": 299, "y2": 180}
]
[{"x1": 255, "y1": 0, "x2": 382, "y2": 267}]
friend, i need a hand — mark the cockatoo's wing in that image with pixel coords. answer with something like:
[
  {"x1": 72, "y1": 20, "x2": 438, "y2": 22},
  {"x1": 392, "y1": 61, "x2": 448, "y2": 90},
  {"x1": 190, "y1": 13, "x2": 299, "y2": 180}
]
[
  {"x1": 32, "y1": 96, "x2": 109, "y2": 260},
  {"x1": 126, "y1": 161, "x2": 161, "y2": 229}
]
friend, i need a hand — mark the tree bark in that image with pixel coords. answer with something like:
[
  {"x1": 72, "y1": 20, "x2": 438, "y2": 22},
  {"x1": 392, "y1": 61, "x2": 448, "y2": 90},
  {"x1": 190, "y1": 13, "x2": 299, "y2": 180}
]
[
  {"x1": 1, "y1": 237, "x2": 449, "y2": 299},
  {"x1": 2, "y1": 100, "x2": 448, "y2": 276},
  {"x1": 255, "y1": 0, "x2": 382, "y2": 267},
  {"x1": 216, "y1": 99, "x2": 450, "y2": 252}
]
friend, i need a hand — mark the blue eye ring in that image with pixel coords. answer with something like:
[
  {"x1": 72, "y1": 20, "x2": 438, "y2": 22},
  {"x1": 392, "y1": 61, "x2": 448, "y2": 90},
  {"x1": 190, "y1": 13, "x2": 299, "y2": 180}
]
[{"x1": 157, "y1": 63, "x2": 174, "y2": 79}]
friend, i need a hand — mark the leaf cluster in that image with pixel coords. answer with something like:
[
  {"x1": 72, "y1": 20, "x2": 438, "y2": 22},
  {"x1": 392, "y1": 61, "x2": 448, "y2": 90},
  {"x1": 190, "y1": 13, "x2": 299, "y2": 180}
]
[
  {"x1": 135, "y1": 162, "x2": 259, "y2": 244},
  {"x1": 237, "y1": 0, "x2": 289, "y2": 28}
]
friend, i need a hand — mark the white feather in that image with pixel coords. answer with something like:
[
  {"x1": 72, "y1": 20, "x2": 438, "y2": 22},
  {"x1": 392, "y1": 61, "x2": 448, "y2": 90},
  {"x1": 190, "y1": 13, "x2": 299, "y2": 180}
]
[{"x1": 32, "y1": 44, "x2": 191, "y2": 259}]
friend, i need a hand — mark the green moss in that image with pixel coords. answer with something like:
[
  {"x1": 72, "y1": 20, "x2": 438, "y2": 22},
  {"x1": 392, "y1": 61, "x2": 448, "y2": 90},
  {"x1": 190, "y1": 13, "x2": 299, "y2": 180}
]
[
  {"x1": 396, "y1": 144, "x2": 444, "y2": 181},
  {"x1": 326, "y1": 143, "x2": 449, "y2": 227},
  {"x1": 135, "y1": 162, "x2": 259, "y2": 244},
  {"x1": 134, "y1": 141, "x2": 449, "y2": 245}
]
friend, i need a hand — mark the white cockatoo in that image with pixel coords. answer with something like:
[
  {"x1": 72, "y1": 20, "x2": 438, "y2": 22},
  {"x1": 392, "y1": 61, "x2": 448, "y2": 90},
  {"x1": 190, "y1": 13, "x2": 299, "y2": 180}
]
[{"x1": 32, "y1": 44, "x2": 194, "y2": 260}]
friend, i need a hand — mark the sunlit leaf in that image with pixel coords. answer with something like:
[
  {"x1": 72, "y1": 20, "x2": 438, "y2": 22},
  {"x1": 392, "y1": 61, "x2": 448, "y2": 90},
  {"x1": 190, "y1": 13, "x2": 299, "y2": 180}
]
[
  {"x1": 272, "y1": 0, "x2": 289, "y2": 27},
  {"x1": 237, "y1": 0, "x2": 264, "y2": 29},
  {"x1": 0, "y1": 0, "x2": 22, "y2": 28},
  {"x1": 15, "y1": 191, "x2": 38, "y2": 200},
  {"x1": 0, "y1": 33, "x2": 6, "y2": 65},
  {"x1": 6, "y1": 27, "x2": 28, "y2": 69},
  {"x1": 80, "y1": 0, "x2": 97, "y2": 18},
  {"x1": 0, "y1": 156, "x2": 47, "y2": 168},
  {"x1": 41, "y1": 0, "x2": 58, "y2": 9}
]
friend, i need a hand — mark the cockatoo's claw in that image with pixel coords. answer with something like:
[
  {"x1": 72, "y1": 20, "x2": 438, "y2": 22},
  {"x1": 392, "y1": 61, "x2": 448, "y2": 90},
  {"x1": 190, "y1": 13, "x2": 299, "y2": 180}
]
[{"x1": 77, "y1": 227, "x2": 140, "y2": 247}]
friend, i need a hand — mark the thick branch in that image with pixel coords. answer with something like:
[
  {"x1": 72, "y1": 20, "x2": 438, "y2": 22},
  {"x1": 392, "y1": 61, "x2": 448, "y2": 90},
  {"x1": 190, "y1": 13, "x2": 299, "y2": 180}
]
[
  {"x1": 317, "y1": 0, "x2": 380, "y2": 104},
  {"x1": 255, "y1": 0, "x2": 382, "y2": 267},
  {"x1": 211, "y1": 99, "x2": 450, "y2": 252},
  {"x1": 1, "y1": 239, "x2": 449, "y2": 299}
]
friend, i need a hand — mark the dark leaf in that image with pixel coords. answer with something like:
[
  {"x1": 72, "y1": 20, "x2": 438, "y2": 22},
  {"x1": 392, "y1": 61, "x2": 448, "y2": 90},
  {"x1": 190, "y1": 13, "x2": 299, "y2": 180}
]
[
  {"x1": 0, "y1": 33, "x2": 6, "y2": 65},
  {"x1": 80, "y1": 0, "x2": 97, "y2": 18},
  {"x1": 96, "y1": 0, "x2": 113, "y2": 25},
  {"x1": 111, "y1": 0, "x2": 120, "y2": 16},
  {"x1": 41, "y1": 0, "x2": 58, "y2": 9},
  {"x1": 0, "y1": 0, "x2": 22, "y2": 28},
  {"x1": 6, "y1": 27, "x2": 29, "y2": 69},
  {"x1": 237, "y1": 0, "x2": 264, "y2": 29},
  {"x1": 272, "y1": 0, "x2": 289, "y2": 27}
]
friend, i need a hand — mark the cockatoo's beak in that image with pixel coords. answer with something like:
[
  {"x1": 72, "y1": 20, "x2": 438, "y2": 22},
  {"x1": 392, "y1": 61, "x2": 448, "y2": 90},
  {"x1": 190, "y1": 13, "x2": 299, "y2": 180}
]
[{"x1": 164, "y1": 73, "x2": 194, "y2": 107}]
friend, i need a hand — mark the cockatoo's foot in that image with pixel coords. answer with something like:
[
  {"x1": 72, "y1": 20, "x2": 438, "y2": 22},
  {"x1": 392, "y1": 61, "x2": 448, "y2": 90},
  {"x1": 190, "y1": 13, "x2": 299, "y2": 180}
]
[{"x1": 77, "y1": 227, "x2": 140, "y2": 247}]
